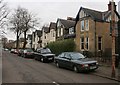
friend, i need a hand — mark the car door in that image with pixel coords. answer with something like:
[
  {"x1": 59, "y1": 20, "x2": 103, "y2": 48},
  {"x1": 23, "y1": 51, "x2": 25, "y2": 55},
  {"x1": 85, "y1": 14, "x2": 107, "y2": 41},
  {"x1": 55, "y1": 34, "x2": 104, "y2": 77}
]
[{"x1": 63, "y1": 53, "x2": 73, "y2": 69}]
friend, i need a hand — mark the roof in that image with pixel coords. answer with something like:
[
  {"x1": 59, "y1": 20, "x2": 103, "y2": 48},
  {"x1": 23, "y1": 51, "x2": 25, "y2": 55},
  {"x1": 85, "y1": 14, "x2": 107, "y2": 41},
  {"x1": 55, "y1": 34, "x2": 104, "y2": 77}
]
[
  {"x1": 42, "y1": 27, "x2": 50, "y2": 33},
  {"x1": 76, "y1": 7, "x2": 120, "y2": 22},
  {"x1": 49, "y1": 22, "x2": 56, "y2": 30},
  {"x1": 35, "y1": 30, "x2": 42, "y2": 37},
  {"x1": 58, "y1": 19, "x2": 75, "y2": 29}
]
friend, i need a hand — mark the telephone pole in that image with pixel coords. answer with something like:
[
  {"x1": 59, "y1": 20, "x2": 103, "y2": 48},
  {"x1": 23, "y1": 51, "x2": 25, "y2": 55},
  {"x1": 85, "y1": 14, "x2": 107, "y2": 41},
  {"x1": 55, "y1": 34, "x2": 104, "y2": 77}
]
[{"x1": 111, "y1": 0, "x2": 116, "y2": 78}]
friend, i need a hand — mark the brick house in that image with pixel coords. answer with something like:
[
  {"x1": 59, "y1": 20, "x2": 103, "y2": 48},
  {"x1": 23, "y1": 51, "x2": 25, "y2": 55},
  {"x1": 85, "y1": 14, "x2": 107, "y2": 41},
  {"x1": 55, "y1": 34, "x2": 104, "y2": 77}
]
[{"x1": 75, "y1": 1, "x2": 120, "y2": 58}]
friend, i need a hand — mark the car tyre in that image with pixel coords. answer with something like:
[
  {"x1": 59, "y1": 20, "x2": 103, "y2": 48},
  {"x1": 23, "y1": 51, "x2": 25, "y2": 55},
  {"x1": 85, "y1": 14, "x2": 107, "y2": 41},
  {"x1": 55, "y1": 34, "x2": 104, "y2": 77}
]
[
  {"x1": 56, "y1": 62, "x2": 60, "y2": 68},
  {"x1": 73, "y1": 66, "x2": 79, "y2": 73},
  {"x1": 41, "y1": 57, "x2": 44, "y2": 62},
  {"x1": 23, "y1": 54, "x2": 26, "y2": 58}
]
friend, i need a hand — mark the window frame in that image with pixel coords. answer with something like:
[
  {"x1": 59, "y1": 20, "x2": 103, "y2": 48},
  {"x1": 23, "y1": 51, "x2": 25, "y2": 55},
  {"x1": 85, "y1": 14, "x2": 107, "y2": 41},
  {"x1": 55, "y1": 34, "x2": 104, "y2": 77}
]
[{"x1": 81, "y1": 20, "x2": 84, "y2": 31}]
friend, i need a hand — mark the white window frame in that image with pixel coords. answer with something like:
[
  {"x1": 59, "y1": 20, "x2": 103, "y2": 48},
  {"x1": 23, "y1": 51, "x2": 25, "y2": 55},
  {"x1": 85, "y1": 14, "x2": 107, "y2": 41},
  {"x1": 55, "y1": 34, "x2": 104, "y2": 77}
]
[
  {"x1": 86, "y1": 20, "x2": 89, "y2": 31},
  {"x1": 81, "y1": 20, "x2": 84, "y2": 31},
  {"x1": 69, "y1": 27, "x2": 74, "y2": 34}
]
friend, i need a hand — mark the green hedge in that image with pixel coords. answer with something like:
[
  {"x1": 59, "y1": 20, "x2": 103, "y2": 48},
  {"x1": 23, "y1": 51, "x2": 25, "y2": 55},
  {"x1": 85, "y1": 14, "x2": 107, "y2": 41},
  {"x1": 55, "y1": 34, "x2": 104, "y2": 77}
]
[{"x1": 46, "y1": 39, "x2": 76, "y2": 55}]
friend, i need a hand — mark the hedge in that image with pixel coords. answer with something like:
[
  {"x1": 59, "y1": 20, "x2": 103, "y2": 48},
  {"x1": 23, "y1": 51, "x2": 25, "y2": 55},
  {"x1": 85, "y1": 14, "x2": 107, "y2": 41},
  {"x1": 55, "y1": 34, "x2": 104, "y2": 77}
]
[{"x1": 46, "y1": 39, "x2": 76, "y2": 56}]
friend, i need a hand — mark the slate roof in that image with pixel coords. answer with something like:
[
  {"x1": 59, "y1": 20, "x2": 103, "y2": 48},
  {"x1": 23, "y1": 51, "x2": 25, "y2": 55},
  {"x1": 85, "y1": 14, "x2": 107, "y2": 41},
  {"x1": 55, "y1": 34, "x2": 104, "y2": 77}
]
[
  {"x1": 76, "y1": 7, "x2": 120, "y2": 22},
  {"x1": 42, "y1": 27, "x2": 50, "y2": 33},
  {"x1": 35, "y1": 30, "x2": 42, "y2": 37},
  {"x1": 49, "y1": 22, "x2": 56, "y2": 30},
  {"x1": 58, "y1": 19, "x2": 75, "y2": 29}
]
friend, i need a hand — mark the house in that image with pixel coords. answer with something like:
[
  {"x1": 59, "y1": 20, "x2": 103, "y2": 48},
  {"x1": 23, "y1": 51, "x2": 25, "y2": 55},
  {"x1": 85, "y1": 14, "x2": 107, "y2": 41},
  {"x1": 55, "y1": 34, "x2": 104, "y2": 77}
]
[
  {"x1": 41, "y1": 22, "x2": 56, "y2": 48},
  {"x1": 19, "y1": 38, "x2": 24, "y2": 48},
  {"x1": 49, "y1": 22, "x2": 56, "y2": 42},
  {"x1": 41, "y1": 26, "x2": 50, "y2": 47},
  {"x1": 32, "y1": 32, "x2": 35, "y2": 50},
  {"x1": 56, "y1": 18, "x2": 75, "y2": 41},
  {"x1": 26, "y1": 34, "x2": 32, "y2": 48},
  {"x1": 75, "y1": 1, "x2": 120, "y2": 57},
  {"x1": 33, "y1": 30, "x2": 42, "y2": 50}
]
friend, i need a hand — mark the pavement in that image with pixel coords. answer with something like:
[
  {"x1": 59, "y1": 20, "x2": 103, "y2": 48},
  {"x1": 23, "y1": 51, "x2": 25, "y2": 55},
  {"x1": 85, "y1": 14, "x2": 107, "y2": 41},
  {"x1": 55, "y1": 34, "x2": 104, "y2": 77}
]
[{"x1": 92, "y1": 63, "x2": 120, "y2": 83}]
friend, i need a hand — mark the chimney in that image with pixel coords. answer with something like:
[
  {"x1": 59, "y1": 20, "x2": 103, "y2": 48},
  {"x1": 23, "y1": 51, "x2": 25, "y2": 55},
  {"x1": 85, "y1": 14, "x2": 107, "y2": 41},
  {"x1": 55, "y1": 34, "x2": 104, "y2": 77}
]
[{"x1": 108, "y1": 1, "x2": 116, "y2": 11}]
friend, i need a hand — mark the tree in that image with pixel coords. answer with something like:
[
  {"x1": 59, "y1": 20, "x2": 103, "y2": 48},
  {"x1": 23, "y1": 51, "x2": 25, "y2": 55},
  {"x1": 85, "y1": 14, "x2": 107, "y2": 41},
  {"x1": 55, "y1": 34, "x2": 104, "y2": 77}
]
[
  {"x1": 19, "y1": 7, "x2": 40, "y2": 49},
  {"x1": 0, "y1": 0, "x2": 9, "y2": 36},
  {"x1": 9, "y1": 7, "x2": 24, "y2": 49},
  {"x1": 9, "y1": 6, "x2": 40, "y2": 49}
]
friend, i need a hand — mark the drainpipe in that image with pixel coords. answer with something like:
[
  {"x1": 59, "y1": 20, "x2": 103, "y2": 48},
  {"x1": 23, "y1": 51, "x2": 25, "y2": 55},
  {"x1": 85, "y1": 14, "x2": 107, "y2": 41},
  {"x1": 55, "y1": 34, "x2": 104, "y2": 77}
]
[{"x1": 94, "y1": 20, "x2": 97, "y2": 58}]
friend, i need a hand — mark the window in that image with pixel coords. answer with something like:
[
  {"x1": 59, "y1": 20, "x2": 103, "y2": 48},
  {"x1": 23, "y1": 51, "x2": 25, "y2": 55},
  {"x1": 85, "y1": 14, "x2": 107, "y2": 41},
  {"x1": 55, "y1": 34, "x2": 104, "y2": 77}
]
[
  {"x1": 44, "y1": 35, "x2": 46, "y2": 39},
  {"x1": 81, "y1": 37, "x2": 84, "y2": 50},
  {"x1": 86, "y1": 20, "x2": 89, "y2": 31},
  {"x1": 57, "y1": 29, "x2": 60, "y2": 37},
  {"x1": 61, "y1": 27, "x2": 63, "y2": 36},
  {"x1": 69, "y1": 27, "x2": 74, "y2": 34},
  {"x1": 86, "y1": 37, "x2": 89, "y2": 50},
  {"x1": 53, "y1": 32, "x2": 55, "y2": 37},
  {"x1": 81, "y1": 20, "x2": 84, "y2": 31},
  {"x1": 98, "y1": 37, "x2": 102, "y2": 50}
]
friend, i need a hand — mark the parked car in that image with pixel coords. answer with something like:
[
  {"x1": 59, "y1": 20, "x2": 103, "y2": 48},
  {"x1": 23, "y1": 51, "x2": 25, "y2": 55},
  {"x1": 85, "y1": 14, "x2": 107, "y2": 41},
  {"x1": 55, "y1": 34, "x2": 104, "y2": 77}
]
[
  {"x1": 34, "y1": 48, "x2": 55, "y2": 62},
  {"x1": 21, "y1": 49, "x2": 34, "y2": 58},
  {"x1": 10, "y1": 49, "x2": 15, "y2": 53},
  {"x1": 54, "y1": 52, "x2": 99, "y2": 72},
  {"x1": 17, "y1": 49, "x2": 24, "y2": 56}
]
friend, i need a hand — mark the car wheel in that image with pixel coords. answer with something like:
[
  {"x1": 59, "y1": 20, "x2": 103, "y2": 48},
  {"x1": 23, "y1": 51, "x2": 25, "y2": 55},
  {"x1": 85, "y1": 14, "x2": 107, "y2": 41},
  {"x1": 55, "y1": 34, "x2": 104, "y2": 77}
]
[
  {"x1": 34, "y1": 57, "x2": 37, "y2": 60},
  {"x1": 23, "y1": 54, "x2": 26, "y2": 58},
  {"x1": 73, "y1": 66, "x2": 79, "y2": 73},
  {"x1": 56, "y1": 62, "x2": 60, "y2": 68},
  {"x1": 41, "y1": 57, "x2": 44, "y2": 62}
]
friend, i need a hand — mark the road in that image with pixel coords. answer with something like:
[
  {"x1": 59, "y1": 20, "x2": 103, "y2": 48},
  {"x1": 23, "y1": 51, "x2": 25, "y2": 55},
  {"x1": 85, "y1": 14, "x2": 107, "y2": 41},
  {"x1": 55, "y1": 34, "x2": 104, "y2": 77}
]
[{"x1": 2, "y1": 51, "x2": 119, "y2": 84}]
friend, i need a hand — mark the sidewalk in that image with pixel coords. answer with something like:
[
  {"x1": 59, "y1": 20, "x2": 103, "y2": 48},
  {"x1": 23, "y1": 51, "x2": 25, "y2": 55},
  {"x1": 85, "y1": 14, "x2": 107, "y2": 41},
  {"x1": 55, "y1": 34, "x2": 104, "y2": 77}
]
[{"x1": 92, "y1": 64, "x2": 120, "y2": 82}]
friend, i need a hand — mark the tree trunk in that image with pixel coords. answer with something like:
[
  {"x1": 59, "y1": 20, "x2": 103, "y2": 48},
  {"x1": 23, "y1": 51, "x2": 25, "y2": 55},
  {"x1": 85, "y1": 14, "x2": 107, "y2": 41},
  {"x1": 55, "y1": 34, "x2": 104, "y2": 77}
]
[
  {"x1": 23, "y1": 31, "x2": 27, "y2": 49},
  {"x1": 16, "y1": 29, "x2": 19, "y2": 49}
]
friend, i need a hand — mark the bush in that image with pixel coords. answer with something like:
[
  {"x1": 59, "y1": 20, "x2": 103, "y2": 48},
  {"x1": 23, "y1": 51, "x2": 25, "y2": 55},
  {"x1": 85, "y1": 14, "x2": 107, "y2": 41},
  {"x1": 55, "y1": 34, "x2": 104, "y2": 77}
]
[{"x1": 46, "y1": 39, "x2": 76, "y2": 55}]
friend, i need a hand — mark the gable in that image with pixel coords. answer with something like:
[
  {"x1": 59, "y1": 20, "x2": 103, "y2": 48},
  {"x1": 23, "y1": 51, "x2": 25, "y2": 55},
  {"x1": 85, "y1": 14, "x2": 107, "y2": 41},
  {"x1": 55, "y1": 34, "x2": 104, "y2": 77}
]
[
  {"x1": 57, "y1": 19, "x2": 65, "y2": 28},
  {"x1": 79, "y1": 10, "x2": 87, "y2": 19},
  {"x1": 105, "y1": 12, "x2": 119, "y2": 22}
]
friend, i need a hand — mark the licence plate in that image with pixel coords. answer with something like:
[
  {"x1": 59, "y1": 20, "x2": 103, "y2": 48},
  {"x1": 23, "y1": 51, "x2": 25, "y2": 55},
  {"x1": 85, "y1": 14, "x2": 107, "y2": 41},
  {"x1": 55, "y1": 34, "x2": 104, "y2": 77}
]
[
  {"x1": 90, "y1": 66, "x2": 96, "y2": 69},
  {"x1": 48, "y1": 57, "x2": 53, "y2": 60}
]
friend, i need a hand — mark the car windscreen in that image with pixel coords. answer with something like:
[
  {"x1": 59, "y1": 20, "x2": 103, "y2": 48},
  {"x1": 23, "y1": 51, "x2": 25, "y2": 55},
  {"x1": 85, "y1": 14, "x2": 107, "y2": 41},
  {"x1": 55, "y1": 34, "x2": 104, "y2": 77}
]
[
  {"x1": 70, "y1": 53, "x2": 85, "y2": 60},
  {"x1": 40, "y1": 48, "x2": 51, "y2": 54},
  {"x1": 26, "y1": 49, "x2": 33, "y2": 52}
]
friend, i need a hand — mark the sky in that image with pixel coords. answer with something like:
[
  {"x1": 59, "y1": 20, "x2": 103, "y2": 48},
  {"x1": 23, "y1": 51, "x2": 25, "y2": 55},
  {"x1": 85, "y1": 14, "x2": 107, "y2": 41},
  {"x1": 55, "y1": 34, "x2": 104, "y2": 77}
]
[{"x1": 2, "y1": 0, "x2": 120, "y2": 40}]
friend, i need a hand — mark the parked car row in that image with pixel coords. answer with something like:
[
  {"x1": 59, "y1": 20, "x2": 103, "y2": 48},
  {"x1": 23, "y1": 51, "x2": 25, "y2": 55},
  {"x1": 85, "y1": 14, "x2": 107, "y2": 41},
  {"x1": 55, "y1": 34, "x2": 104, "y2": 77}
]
[{"x1": 10, "y1": 48, "x2": 99, "y2": 73}]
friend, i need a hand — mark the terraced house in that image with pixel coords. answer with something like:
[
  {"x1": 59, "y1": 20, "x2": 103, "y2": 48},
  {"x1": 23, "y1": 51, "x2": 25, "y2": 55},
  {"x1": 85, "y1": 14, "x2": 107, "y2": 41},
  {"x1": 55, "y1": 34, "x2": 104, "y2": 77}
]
[{"x1": 75, "y1": 1, "x2": 120, "y2": 57}]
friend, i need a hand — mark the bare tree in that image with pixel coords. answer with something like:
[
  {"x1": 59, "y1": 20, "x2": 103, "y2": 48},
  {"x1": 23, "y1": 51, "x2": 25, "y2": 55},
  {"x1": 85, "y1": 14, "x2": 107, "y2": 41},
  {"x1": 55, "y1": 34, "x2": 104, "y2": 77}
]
[
  {"x1": 9, "y1": 7, "x2": 24, "y2": 49},
  {"x1": 0, "y1": 0, "x2": 9, "y2": 35},
  {"x1": 9, "y1": 6, "x2": 40, "y2": 49}
]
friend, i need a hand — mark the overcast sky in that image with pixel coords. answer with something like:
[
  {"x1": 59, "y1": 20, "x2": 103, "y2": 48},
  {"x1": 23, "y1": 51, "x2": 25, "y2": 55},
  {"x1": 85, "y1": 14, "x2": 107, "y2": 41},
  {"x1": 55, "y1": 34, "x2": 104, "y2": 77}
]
[{"x1": 2, "y1": 0, "x2": 120, "y2": 40}]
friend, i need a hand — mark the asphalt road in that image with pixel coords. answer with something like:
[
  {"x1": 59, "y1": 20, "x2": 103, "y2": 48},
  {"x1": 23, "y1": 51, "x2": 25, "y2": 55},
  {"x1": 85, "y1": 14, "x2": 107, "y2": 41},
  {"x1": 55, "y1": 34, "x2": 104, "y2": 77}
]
[{"x1": 2, "y1": 51, "x2": 119, "y2": 84}]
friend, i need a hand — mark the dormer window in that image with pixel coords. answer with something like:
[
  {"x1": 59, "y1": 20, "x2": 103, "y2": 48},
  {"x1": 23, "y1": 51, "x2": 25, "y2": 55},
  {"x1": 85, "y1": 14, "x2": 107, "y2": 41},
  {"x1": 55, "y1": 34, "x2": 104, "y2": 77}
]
[{"x1": 69, "y1": 27, "x2": 74, "y2": 34}]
